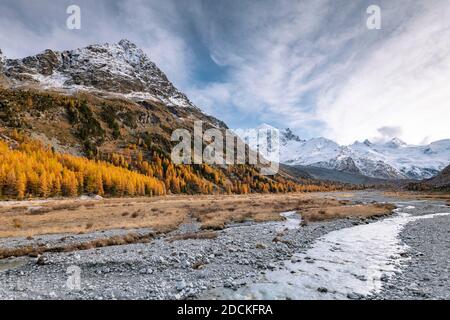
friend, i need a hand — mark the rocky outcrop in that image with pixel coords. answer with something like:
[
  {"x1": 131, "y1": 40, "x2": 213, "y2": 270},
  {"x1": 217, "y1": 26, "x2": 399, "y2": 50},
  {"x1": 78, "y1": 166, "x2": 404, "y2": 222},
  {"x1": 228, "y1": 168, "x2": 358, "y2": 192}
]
[
  {"x1": 281, "y1": 128, "x2": 303, "y2": 144},
  {"x1": 331, "y1": 157, "x2": 361, "y2": 175}
]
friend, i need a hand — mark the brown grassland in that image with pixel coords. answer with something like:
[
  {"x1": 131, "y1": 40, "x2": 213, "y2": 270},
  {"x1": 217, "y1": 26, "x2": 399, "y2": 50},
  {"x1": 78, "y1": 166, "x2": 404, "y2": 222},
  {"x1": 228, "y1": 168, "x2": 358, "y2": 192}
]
[
  {"x1": 0, "y1": 193, "x2": 395, "y2": 238},
  {"x1": 383, "y1": 191, "x2": 450, "y2": 201}
]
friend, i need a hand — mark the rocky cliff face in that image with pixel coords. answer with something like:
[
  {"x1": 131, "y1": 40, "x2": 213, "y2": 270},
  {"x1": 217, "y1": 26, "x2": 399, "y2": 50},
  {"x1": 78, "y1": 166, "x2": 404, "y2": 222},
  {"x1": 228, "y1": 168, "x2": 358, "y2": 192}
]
[
  {"x1": 281, "y1": 128, "x2": 304, "y2": 144},
  {"x1": 2, "y1": 39, "x2": 197, "y2": 109}
]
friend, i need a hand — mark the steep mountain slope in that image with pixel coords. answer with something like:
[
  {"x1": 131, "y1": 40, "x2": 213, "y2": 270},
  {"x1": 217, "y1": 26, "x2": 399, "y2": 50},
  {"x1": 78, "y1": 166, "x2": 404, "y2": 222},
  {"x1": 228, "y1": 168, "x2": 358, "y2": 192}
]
[
  {"x1": 427, "y1": 164, "x2": 450, "y2": 189},
  {"x1": 289, "y1": 165, "x2": 394, "y2": 185},
  {"x1": 407, "y1": 164, "x2": 450, "y2": 191},
  {"x1": 426, "y1": 164, "x2": 450, "y2": 188}
]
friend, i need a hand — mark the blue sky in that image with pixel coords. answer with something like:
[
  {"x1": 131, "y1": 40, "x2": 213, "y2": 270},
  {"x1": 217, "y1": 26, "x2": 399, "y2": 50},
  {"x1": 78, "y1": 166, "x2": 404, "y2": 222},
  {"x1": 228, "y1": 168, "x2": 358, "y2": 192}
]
[{"x1": 1, "y1": 0, "x2": 449, "y2": 145}]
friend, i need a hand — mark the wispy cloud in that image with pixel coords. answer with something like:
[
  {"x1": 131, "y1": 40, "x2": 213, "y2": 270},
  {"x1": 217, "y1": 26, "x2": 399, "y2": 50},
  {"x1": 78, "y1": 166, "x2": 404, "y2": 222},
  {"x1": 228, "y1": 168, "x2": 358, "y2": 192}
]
[
  {"x1": 1, "y1": 0, "x2": 449, "y2": 144},
  {"x1": 186, "y1": 0, "x2": 450, "y2": 144},
  {"x1": 316, "y1": 0, "x2": 450, "y2": 144}
]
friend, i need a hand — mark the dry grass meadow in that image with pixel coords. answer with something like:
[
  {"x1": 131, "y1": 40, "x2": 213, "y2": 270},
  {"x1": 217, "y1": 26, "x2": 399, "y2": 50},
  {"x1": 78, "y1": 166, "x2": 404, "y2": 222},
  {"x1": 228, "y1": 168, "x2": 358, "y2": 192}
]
[
  {"x1": 0, "y1": 193, "x2": 395, "y2": 239},
  {"x1": 383, "y1": 191, "x2": 450, "y2": 201}
]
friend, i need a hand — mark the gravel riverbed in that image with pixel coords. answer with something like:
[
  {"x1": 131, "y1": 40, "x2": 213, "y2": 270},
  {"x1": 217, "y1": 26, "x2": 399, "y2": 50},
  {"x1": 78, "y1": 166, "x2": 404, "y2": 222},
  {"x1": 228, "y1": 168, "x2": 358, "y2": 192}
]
[
  {"x1": 0, "y1": 191, "x2": 448, "y2": 300},
  {"x1": 369, "y1": 213, "x2": 450, "y2": 300},
  {"x1": 0, "y1": 216, "x2": 364, "y2": 299}
]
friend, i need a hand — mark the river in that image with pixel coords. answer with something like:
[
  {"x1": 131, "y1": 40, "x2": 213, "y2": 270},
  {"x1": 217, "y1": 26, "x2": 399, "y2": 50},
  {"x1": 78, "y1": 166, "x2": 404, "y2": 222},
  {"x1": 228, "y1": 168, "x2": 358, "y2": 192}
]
[{"x1": 207, "y1": 200, "x2": 449, "y2": 299}]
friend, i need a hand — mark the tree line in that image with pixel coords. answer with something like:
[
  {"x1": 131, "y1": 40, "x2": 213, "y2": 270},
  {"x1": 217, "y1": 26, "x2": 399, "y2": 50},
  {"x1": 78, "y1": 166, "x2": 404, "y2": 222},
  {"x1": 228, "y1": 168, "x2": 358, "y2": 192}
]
[
  {"x1": 0, "y1": 134, "x2": 165, "y2": 199},
  {"x1": 0, "y1": 131, "x2": 345, "y2": 200}
]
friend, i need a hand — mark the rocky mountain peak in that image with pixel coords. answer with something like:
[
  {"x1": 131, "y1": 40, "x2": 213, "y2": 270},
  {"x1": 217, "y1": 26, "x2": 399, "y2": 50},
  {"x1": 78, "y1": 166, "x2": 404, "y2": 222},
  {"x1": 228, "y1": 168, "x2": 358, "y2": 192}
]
[
  {"x1": 1, "y1": 40, "x2": 198, "y2": 109},
  {"x1": 116, "y1": 39, "x2": 141, "y2": 52},
  {"x1": 329, "y1": 156, "x2": 362, "y2": 174}
]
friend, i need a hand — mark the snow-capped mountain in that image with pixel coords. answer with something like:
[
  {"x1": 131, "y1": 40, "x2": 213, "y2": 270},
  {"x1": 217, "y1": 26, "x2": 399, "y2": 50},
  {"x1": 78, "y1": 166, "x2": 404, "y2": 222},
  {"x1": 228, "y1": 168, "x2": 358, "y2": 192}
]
[
  {"x1": 346, "y1": 138, "x2": 450, "y2": 179},
  {"x1": 280, "y1": 128, "x2": 450, "y2": 180},
  {"x1": 1, "y1": 39, "x2": 196, "y2": 109},
  {"x1": 242, "y1": 125, "x2": 450, "y2": 180}
]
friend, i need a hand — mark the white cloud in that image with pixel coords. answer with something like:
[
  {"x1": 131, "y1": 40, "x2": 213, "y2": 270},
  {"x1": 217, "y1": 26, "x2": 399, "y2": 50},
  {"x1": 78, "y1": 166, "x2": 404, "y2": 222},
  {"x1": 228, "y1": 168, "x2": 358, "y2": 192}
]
[
  {"x1": 186, "y1": 83, "x2": 232, "y2": 116},
  {"x1": 184, "y1": 0, "x2": 450, "y2": 144},
  {"x1": 185, "y1": 0, "x2": 377, "y2": 135},
  {"x1": 187, "y1": 0, "x2": 350, "y2": 127},
  {"x1": 317, "y1": 0, "x2": 450, "y2": 144},
  {"x1": 1, "y1": 0, "x2": 449, "y2": 144},
  {"x1": 117, "y1": 0, "x2": 195, "y2": 87},
  {"x1": 377, "y1": 126, "x2": 403, "y2": 141}
]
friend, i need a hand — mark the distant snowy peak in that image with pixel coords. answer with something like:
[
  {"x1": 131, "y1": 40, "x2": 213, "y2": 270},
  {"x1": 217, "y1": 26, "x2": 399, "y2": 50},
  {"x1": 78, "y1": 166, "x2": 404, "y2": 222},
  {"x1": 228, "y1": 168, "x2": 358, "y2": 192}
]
[
  {"x1": 276, "y1": 130, "x2": 450, "y2": 180},
  {"x1": 1, "y1": 39, "x2": 197, "y2": 109},
  {"x1": 384, "y1": 137, "x2": 407, "y2": 148}
]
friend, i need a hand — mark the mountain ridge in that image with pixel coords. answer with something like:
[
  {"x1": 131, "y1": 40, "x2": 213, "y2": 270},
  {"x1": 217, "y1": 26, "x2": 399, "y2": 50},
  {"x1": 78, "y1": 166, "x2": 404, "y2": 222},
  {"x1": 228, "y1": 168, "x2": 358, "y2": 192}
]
[
  {"x1": 279, "y1": 128, "x2": 449, "y2": 180},
  {"x1": 241, "y1": 125, "x2": 450, "y2": 181},
  {"x1": 426, "y1": 164, "x2": 450, "y2": 188},
  {"x1": 2, "y1": 39, "x2": 198, "y2": 110},
  {"x1": 407, "y1": 164, "x2": 450, "y2": 191}
]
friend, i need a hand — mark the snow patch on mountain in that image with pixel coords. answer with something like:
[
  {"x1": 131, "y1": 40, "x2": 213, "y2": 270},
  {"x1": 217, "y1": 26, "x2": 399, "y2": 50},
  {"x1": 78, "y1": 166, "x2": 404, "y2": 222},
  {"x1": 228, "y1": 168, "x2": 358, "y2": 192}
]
[{"x1": 2, "y1": 39, "x2": 197, "y2": 109}]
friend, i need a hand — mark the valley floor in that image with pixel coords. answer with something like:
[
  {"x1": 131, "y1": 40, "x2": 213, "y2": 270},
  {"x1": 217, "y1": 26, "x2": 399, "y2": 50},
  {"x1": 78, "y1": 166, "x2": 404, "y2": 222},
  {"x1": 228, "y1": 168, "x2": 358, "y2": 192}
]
[
  {"x1": 0, "y1": 191, "x2": 448, "y2": 300},
  {"x1": 0, "y1": 192, "x2": 392, "y2": 239}
]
